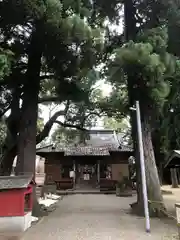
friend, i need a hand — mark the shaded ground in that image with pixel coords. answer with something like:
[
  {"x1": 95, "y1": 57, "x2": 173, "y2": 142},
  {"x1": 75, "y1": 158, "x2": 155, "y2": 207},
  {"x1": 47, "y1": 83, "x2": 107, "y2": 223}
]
[
  {"x1": 162, "y1": 185, "x2": 180, "y2": 219},
  {"x1": 21, "y1": 194, "x2": 177, "y2": 240}
]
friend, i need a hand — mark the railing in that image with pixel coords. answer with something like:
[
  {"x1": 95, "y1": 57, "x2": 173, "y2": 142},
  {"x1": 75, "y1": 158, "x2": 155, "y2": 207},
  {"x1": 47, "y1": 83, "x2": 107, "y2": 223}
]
[
  {"x1": 99, "y1": 178, "x2": 116, "y2": 191},
  {"x1": 55, "y1": 179, "x2": 73, "y2": 190}
]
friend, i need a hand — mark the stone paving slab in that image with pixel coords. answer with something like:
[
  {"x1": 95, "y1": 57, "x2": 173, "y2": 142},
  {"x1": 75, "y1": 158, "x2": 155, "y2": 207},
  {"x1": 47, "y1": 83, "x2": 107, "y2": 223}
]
[{"x1": 21, "y1": 195, "x2": 178, "y2": 240}]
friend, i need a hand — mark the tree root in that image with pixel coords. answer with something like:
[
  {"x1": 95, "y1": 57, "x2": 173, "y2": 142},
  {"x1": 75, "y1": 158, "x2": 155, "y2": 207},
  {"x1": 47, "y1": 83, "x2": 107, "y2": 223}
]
[
  {"x1": 130, "y1": 202, "x2": 144, "y2": 216},
  {"x1": 32, "y1": 186, "x2": 41, "y2": 217},
  {"x1": 32, "y1": 199, "x2": 41, "y2": 217},
  {"x1": 130, "y1": 201, "x2": 167, "y2": 218}
]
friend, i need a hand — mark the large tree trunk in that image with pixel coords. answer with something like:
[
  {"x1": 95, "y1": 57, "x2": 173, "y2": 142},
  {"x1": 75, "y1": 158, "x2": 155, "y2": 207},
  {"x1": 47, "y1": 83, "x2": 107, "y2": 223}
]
[
  {"x1": 0, "y1": 109, "x2": 67, "y2": 175},
  {"x1": 16, "y1": 23, "x2": 43, "y2": 174},
  {"x1": 0, "y1": 86, "x2": 20, "y2": 175},
  {"x1": 15, "y1": 23, "x2": 43, "y2": 216},
  {"x1": 141, "y1": 116, "x2": 165, "y2": 216},
  {"x1": 177, "y1": 169, "x2": 180, "y2": 185},
  {"x1": 124, "y1": 0, "x2": 165, "y2": 217},
  {"x1": 129, "y1": 106, "x2": 144, "y2": 214},
  {"x1": 171, "y1": 168, "x2": 179, "y2": 188},
  {"x1": 124, "y1": 0, "x2": 144, "y2": 212},
  {"x1": 158, "y1": 163, "x2": 163, "y2": 186},
  {"x1": 0, "y1": 146, "x2": 17, "y2": 175}
]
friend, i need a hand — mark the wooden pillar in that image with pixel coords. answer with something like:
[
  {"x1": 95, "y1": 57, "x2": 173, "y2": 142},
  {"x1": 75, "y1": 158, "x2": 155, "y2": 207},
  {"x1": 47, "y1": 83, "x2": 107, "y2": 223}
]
[
  {"x1": 171, "y1": 168, "x2": 179, "y2": 188},
  {"x1": 73, "y1": 160, "x2": 76, "y2": 188},
  {"x1": 97, "y1": 160, "x2": 100, "y2": 183}
]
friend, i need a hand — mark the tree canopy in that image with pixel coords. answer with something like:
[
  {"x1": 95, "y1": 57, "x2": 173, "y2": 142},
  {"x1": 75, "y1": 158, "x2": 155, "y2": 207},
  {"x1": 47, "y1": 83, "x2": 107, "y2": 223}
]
[{"x1": 2, "y1": 0, "x2": 180, "y2": 217}]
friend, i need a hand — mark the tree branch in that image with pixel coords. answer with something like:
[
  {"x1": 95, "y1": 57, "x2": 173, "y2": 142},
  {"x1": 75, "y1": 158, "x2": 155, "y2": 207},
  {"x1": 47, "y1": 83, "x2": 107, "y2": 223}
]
[
  {"x1": 36, "y1": 110, "x2": 67, "y2": 143},
  {"x1": 80, "y1": 111, "x2": 101, "y2": 125},
  {"x1": 0, "y1": 108, "x2": 69, "y2": 169},
  {"x1": 64, "y1": 100, "x2": 70, "y2": 116},
  {"x1": 85, "y1": 111, "x2": 101, "y2": 120},
  {"x1": 40, "y1": 74, "x2": 55, "y2": 80},
  {"x1": 38, "y1": 96, "x2": 60, "y2": 103},
  {"x1": 0, "y1": 104, "x2": 11, "y2": 118},
  {"x1": 54, "y1": 120, "x2": 87, "y2": 131},
  {"x1": 36, "y1": 100, "x2": 70, "y2": 143}
]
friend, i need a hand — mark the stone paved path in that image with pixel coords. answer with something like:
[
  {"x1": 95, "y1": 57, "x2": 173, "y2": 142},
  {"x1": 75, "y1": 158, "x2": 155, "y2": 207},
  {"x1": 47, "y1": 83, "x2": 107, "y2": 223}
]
[{"x1": 22, "y1": 195, "x2": 177, "y2": 240}]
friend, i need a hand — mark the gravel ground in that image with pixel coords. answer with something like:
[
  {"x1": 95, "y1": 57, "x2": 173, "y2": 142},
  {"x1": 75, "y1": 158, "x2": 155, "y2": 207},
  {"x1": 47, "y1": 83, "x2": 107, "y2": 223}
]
[
  {"x1": 21, "y1": 194, "x2": 178, "y2": 240},
  {"x1": 162, "y1": 185, "x2": 180, "y2": 218}
]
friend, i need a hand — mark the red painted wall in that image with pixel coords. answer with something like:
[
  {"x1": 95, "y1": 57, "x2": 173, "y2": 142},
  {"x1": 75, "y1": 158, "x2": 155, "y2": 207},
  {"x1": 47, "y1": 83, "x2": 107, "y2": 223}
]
[{"x1": 0, "y1": 186, "x2": 33, "y2": 217}]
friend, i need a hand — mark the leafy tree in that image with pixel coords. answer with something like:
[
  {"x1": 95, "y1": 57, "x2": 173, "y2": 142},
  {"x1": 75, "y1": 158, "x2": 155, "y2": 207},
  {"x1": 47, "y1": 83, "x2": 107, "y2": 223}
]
[
  {"x1": 0, "y1": 48, "x2": 13, "y2": 80},
  {"x1": 103, "y1": 116, "x2": 130, "y2": 132},
  {"x1": 0, "y1": 120, "x2": 7, "y2": 148},
  {"x1": 111, "y1": 0, "x2": 180, "y2": 215},
  {"x1": 51, "y1": 68, "x2": 102, "y2": 145},
  {"x1": 0, "y1": 48, "x2": 13, "y2": 155},
  {"x1": 0, "y1": 0, "x2": 126, "y2": 178},
  {"x1": 108, "y1": 26, "x2": 176, "y2": 215},
  {"x1": 0, "y1": 0, "x2": 107, "y2": 216},
  {"x1": 52, "y1": 127, "x2": 81, "y2": 145},
  {"x1": 2, "y1": 0, "x2": 180, "y2": 217},
  {"x1": 0, "y1": 0, "x2": 104, "y2": 179},
  {"x1": 103, "y1": 116, "x2": 132, "y2": 145}
]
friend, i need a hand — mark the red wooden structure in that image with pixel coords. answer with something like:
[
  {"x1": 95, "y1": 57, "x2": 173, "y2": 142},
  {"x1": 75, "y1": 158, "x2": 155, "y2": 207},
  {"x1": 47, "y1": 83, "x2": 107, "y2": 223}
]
[{"x1": 0, "y1": 175, "x2": 35, "y2": 233}]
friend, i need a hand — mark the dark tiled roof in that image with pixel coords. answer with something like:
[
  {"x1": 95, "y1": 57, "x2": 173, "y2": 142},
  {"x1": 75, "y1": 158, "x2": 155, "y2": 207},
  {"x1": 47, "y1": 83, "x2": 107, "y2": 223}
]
[
  {"x1": 64, "y1": 146, "x2": 110, "y2": 156},
  {"x1": 36, "y1": 145, "x2": 55, "y2": 153},
  {"x1": 0, "y1": 175, "x2": 33, "y2": 190},
  {"x1": 113, "y1": 145, "x2": 133, "y2": 152},
  {"x1": 164, "y1": 150, "x2": 180, "y2": 168},
  {"x1": 36, "y1": 129, "x2": 133, "y2": 156},
  {"x1": 37, "y1": 144, "x2": 132, "y2": 156}
]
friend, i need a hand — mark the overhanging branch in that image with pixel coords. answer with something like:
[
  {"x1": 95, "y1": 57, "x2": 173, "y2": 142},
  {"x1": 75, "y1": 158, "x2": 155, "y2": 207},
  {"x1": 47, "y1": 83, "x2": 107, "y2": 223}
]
[
  {"x1": 36, "y1": 100, "x2": 70, "y2": 142},
  {"x1": 40, "y1": 74, "x2": 55, "y2": 80},
  {"x1": 38, "y1": 96, "x2": 60, "y2": 103},
  {"x1": 84, "y1": 111, "x2": 101, "y2": 120},
  {"x1": 0, "y1": 108, "x2": 69, "y2": 165},
  {"x1": 80, "y1": 111, "x2": 101, "y2": 125},
  {"x1": 0, "y1": 104, "x2": 11, "y2": 118},
  {"x1": 54, "y1": 120, "x2": 87, "y2": 131},
  {"x1": 36, "y1": 110, "x2": 67, "y2": 143}
]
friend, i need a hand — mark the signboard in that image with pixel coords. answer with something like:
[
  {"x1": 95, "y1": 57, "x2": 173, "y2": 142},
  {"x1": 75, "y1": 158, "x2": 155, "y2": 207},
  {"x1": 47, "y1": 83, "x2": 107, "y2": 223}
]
[
  {"x1": 83, "y1": 174, "x2": 90, "y2": 180},
  {"x1": 69, "y1": 171, "x2": 74, "y2": 178}
]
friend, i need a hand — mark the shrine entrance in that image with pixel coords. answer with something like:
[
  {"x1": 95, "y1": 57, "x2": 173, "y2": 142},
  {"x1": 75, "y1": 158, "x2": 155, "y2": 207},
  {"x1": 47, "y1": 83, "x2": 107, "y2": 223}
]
[{"x1": 75, "y1": 163, "x2": 99, "y2": 189}]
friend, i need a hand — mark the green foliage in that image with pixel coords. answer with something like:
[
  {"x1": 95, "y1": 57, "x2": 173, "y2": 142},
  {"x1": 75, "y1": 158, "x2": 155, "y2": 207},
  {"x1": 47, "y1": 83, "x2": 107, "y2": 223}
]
[
  {"x1": 139, "y1": 27, "x2": 168, "y2": 51},
  {"x1": 45, "y1": 0, "x2": 62, "y2": 26},
  {"x1": 0, "y1": 0, "x2": 105, "y2": 127},
  {"x1": 4, "y1": 0, "x2": 180, "y2": 158},
  {"x1": 91, "y1": 0, "x2": 123, "y2": 22},
  {"x1": 99, "y1": 86, "x2": 128, "y2": 118},
  {"x1": 103, "y1": 116, "x2": 129, "y2": 131},
  {"x1": 39, "y1": 79, "x2": 56, "y2": 102},
  {"x1": 50, "y1": 68, "x2": 101, "y2": 145},
  {"x1": 23, "y1": 0, "x2": 47, "y2": 19},
  {"x1": 0, "y1": 120, "x2": 7, "y2": 146},
  {"x1": 51, "y1": 127, "x2": 80, "y2": 145},
  {"x1": 108, "y1": 27, "x2": 175, "y2": 111},
  {"x1": 0, "y1": 49, "x2": 13, "y2": 80},
  {"x1": 157, "y1": 60, "x2": 180, "y2": 153},
  {"x1": 103, "y1": 115, "x2": 132, "y2": 145},
  {"x1": 37, "y1": 117, "x2": 44, "y2": 134}
]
